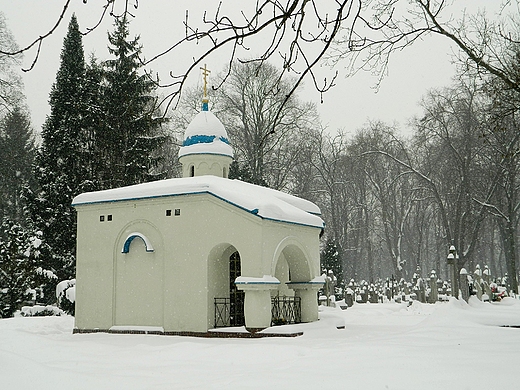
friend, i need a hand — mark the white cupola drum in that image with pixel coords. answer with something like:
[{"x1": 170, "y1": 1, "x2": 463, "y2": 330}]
[{"x1": 178, "y1": 65, "x2": 233, "y2": 178}]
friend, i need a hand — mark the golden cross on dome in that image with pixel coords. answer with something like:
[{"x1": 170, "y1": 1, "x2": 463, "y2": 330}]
[{"x1": 200, "y1": 64, "x2": 211, "y2": 98}]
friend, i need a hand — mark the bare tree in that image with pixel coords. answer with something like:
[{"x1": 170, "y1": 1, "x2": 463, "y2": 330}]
[
  {"x1": 357, "y1": 122, "x2": 417, "y2": 280},
  {"x1": 476, "y1": 68, "x2": 520, "y2": 293},
  {"x1": 312, "y1": 128, "x2": 383, "y2": 282},
  {"x1": 312, "y1": 129, "x2": 351, "y2": 278},
  {"x1": 313, "y1": 124, "x2": 417, "y2": 282},
  {"x1": 405, "y1": 79, "x2": 499, "y2": 274},
  {"x1": 3, "y1": 1, "x2": 518, "y2": 119},
  {"x1": 215, "y1": 61, "x2": 318, "y2": 188},
  {"x1": 0, "y1": 12, "x2": 24, "y2": 117}
]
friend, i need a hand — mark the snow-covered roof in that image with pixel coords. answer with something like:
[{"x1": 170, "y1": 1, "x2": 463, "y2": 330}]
[
  {"x1": 72, "y1": 175, "x2": 324, "y2": 229},
  {"x1": 178, "y1": 111, "x2": 233, "y2": 158}
]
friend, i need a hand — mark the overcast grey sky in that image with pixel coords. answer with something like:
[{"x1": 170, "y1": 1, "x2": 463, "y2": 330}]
[{"x1": 2, "y1": 0, "x2": 504, "y2": 137}]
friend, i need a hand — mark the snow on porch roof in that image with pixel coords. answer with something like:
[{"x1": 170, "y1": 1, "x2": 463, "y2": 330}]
[{"x1": 72, "y1": 175, "x2": 324, "y2": 229}]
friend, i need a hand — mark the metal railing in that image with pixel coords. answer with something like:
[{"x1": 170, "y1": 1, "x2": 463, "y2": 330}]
[
  {"x1": 271, "y1": 296, "x2": 301, "y2": 325},
  {"x1": 214, "y1": 295, "x2": 302, "y2": 328},
  {"x1": 214, "y1": 298, "x2": 231, "y2": 328}
]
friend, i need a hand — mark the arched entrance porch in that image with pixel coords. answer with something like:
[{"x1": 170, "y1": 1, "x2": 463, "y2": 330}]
[
  {"x1": 208, "y1": 244, "x2": 245, "y2": 328},
  {"x1": 272, "y1": 238, "x2": 321, "y2": 323}
]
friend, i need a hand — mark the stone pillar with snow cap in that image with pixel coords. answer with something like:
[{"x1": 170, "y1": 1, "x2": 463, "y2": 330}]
[
  {"x1": 287, "y1": 275, "x2": 325, "y2": 323},
  {"x1": 235, "y1": 275, "x2": 280, "y2": 331}
]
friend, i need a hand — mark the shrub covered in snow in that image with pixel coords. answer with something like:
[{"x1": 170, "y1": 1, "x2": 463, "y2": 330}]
[
  {"x1": 20, "y1": 305, "x2": 63, "y2": 317},
  {"x1": 56, "y1": 279, "x2": 75, "y2": 315}
]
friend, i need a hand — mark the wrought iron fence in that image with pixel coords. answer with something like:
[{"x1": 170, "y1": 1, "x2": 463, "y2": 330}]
[
  {"x1": 271, "y1": 296, "x2": 301, "y2": 325},
  {"x1": 214, "y1": 298, "x2": 230, "y2": 328},
  {"x1": 214, "y1": 295, "x2": 302, "y2": 328}
]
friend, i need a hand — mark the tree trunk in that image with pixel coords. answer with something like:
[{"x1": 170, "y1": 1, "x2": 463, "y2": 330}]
[{"x1": 498, "y1": 220, "x2": 519, "y2": 294}]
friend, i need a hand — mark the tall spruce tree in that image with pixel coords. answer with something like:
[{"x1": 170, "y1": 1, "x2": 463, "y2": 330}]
[
  {"x1": 25, "y1": 15, "x2": 87, "y2": 302},
  {"x1": 81, "y1": 54, "x2": 104, "y2": 189},
  {"x1": 98, "y1": 14, "x2": 165, "y2": 189},
  {"x1": 0, "y1": 107, "x2": 36, "y2": 223}
]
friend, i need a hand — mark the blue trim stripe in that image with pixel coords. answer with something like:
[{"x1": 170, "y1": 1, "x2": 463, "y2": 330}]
[
  {"x1": 179, "y1": 152, "x2": 232, "y2": 158},
  {"x1": 183, "y1": 135, "x2": 230, "y2": 147}
]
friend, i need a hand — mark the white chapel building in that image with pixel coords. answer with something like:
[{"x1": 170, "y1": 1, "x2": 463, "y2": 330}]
[{"x1": 72, "y1": 90, "x2": 325, "y2": 334}]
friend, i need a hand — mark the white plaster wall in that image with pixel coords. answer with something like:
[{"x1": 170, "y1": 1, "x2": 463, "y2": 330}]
[
  {"x1": 74, "y1": 192, "x2": 321, "y2": 332},
  {"x1": 75, "y1": 208, "x2": 115, "y2": 330},
  {"x1": 76, "y1": 194, "x2": 260, "y2": 332},
  {"x1": 179, "y1": 154, "x2": 232, "y2": 178},
  {"x1": 114, "y1": 221, "x2": 164, "y2": 327}
]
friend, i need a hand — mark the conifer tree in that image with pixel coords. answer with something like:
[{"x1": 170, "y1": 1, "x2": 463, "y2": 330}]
[
  {"x1": 0, "y1": 218, "x2": 42, "y2": 317},
  {"x1": 81, "y1": 55, "x2": 104, "y2": 190},
  {"x1": 25, "y1": 15, "x2": 87, "y2": 301},
  {"x1": 98, "y1": 14, "x2": 166, "y2": 189},
  {"x1": 0, "y1": 107, "x2": 36, "y2": 223},
  {"x1": 320, "y1": 237, "x2": 344, "y2": 298},
  {"x1": 321, "y1": 237, "x2": 342, "y2": 276}
]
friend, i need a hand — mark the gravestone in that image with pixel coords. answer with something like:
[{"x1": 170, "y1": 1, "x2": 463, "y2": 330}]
[
  {"x1": 459, "y1": 268, "x2": 469, "y2": 302},
  {"x1": 368, "y1": 284, "x2": 379, "y2": 303},
  {"x1": 415, "y1": 278, "x2": 426, "y2": 303},
  {"x1": 473, "y1": 265, "x2": 483, "y2": 300},
  {"x1": 483, "y1": 265, "x2": 491, "y2": 284},
  {"x1": 358, "y1": 281, "x2": 368, "y2": 303},
  {"x1": 428, "y1": 270, "x2": 438, "y2": 303},
  {"x1": 345, "y1": 287, "x2": 354, "y2": 307}
]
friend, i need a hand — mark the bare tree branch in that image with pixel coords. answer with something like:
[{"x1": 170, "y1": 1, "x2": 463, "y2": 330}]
[
  {"x1": 0, "y1": 0, "x2": 73, "y2": 72},
  {"x1": 3, "y1": 1, "x2": 519, "y2": 121}
]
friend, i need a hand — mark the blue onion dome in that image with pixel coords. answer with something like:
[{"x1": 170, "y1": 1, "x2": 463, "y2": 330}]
[{"x1": 178, "y1": 110, "x2": 234, "y2": 158}]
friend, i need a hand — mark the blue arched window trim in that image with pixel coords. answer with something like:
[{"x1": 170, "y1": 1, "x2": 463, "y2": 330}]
[{"x1": 121, "y1": 233, "x2": 155, "y2": 254}]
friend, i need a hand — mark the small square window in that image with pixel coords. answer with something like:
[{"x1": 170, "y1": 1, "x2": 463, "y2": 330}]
[
  {"x1": 100, "y1": 215, "x2": 105, "y2": 222},
  {"x1": 166, "y1": 209, "x2": 172, "y2": 217},
  {"x1": 174, "y1": 209, "x2": 181, "y2": 216},
  {"x1": 107, "y1": 214, "x2": 113, "y2": 221}
]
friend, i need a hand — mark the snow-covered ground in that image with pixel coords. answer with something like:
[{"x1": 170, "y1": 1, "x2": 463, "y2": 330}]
[{"x1": 2, "y1": 297, "x2": 519, "y2": 389}]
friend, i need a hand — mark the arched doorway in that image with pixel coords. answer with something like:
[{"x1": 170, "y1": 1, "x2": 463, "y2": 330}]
[
  {"x1": 229, "y1": 251, "x2": 244, "y2": 326},
  {"x1": 209, "y1": 245, "x2": 245, "y2": 328}
]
